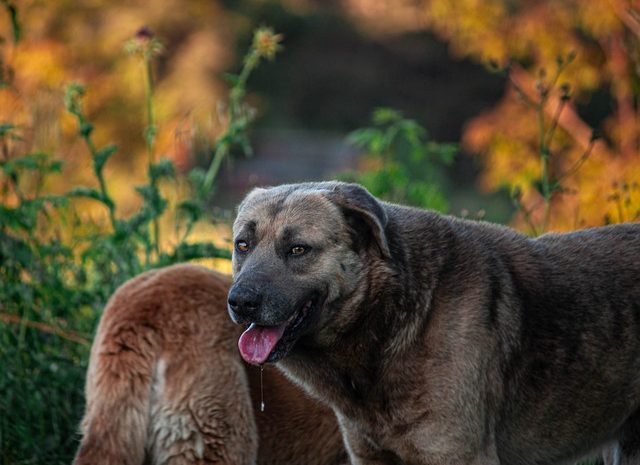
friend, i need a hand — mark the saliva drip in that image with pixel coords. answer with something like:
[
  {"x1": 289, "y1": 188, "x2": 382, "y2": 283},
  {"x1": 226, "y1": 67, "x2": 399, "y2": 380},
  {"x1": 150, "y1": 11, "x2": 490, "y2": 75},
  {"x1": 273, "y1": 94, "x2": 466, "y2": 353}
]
[{"x1": 260, "y1": 365, "x2": 265, "y2": 412}]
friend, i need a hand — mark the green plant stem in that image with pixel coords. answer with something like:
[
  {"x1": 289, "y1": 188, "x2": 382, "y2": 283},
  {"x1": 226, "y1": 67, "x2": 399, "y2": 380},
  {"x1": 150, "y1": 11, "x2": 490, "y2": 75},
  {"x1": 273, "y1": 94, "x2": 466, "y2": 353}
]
[
  {"x1": 0, "y1": 134, "x2": 24, "y2": 203},
  {"x1": 202, "y1": 51, "x2": 259, "y2": 194},
  {"x1": 87, "y1": 138, "x2": 117, "y2": 228},
  {"x1": 97, "y1": 172, "x2": 116, "y2": 227},
  {"x1": 203, "y1": 143, "x2": 229, "y2": 194},
  {"x1": 143, "y1": 54, "x2": 160, "y2": 259},
  {"x1": 144, "y1": 57, "x2": 156, "y2": 164},
  {"x1": 237, "y1": 55, "x2": 255, "y2": 85},
  {"x1": 1, "y1": 0, "x2": 20, "y2": 43},
  {"x1": 1, "y1": 137, "x2": 7, "y2": 203},
  {"x1": 538, "y1": 101, "x2": 551, "y2": 233},
  {"x1": 557, "y1": 140, "x2": 595, "y2": 183},
  {"x1": 534, "y1": 61, "x2": 570, "y2": 234},
  {"x1": 544, "y1": 99, "x2": 567, "y2": 148},
  {"x1": 79, "y1": 126, "x2": 117, "y2": 230}
]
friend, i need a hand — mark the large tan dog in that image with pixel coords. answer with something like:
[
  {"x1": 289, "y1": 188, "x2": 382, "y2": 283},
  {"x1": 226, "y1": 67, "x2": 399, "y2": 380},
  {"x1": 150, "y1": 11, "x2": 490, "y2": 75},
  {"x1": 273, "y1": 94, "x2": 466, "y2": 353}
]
[
  {"x1": 73, "y1": 264, "x2": 345, "y2": 465},
  {"x1": 229, "y1": 181, "x2": 640, "y2": 465}
]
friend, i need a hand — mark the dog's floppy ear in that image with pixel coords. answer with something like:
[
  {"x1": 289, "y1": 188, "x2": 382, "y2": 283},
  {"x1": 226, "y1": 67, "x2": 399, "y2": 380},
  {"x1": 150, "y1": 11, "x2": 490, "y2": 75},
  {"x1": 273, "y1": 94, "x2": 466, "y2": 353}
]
[{"x1": 326, "y1": 183, "x2": 391, "y2": 259}]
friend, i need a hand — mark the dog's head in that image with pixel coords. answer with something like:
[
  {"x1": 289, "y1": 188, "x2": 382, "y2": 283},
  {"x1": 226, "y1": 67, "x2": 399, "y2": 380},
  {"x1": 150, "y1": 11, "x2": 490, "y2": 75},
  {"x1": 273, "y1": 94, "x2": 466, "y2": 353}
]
[{"x1": 229, "y1": 181, "x2": 390, "y2": 365}]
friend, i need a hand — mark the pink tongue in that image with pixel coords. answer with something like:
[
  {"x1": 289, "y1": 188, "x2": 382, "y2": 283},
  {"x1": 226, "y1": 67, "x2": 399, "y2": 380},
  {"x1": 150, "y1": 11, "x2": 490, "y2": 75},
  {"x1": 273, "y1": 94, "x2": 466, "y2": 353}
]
[{"x1": 238, "y1": 323, "x2": 287, "y2": 365}]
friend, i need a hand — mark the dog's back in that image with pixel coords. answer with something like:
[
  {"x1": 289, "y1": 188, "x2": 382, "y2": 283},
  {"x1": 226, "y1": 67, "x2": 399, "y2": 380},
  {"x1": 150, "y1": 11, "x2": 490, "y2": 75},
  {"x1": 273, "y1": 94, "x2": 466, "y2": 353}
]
[
  {"x1": 73, "y1": 264, "x2": 257, "y2": 465},
  {"x1": 73, "y1": 263, "x2": 346, "y2": 465}
]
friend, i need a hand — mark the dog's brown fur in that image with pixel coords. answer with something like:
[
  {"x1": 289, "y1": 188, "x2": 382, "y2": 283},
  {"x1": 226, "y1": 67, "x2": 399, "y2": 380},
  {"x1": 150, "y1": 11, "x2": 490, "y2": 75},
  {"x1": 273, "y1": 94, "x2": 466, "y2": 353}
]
[
  {"x1": 230, "y1": 181, "x2": 640, "y2": 465},
  {"x1": 73, "y1": 263, "x2": 346, "y2": 465}
]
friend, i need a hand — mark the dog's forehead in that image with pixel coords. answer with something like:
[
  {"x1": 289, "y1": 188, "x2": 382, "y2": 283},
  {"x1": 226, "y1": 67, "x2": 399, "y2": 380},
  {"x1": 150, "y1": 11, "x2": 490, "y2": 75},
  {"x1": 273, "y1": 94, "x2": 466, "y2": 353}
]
[{"x1": 233, "y1": 187, "x2": 340, "y2": 237}]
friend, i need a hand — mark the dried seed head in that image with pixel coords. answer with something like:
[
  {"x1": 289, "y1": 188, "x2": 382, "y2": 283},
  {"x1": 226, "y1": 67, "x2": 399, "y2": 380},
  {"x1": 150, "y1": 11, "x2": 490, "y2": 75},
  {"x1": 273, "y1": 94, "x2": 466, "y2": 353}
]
[
  {"x1": 135, "y1": 26, "x2": 154, "y2": 44},
  {"x1": 125, "y1": 26, "x2": 164, "y2": 57},
  {"x1": 252, "y1": 27, "x2": 283, "y2": 61}
]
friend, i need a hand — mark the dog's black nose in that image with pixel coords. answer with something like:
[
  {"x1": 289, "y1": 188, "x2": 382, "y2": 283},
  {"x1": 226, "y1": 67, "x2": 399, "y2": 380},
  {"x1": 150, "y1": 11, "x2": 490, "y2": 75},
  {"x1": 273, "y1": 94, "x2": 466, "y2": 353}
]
[{"x1": 227, "y1": 286, "x2": 262, "y2": 322}]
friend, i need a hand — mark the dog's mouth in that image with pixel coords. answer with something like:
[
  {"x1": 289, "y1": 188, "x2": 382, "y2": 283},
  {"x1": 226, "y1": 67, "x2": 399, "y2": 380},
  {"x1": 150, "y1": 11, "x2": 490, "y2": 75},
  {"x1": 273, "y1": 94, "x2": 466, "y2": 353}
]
[{"x1": 237, "y1": 294, "x2": 321, "y2": 365}]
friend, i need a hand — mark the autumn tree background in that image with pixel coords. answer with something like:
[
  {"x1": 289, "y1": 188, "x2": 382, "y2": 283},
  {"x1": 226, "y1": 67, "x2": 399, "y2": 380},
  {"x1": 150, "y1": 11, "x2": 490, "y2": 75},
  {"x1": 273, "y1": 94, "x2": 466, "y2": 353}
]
[
  {"x1": 424, "y1": 0, "x2": 640, "y2": 231},
  {"x1": 1, "y1": 0, "x2": 639, "y2": 464}
]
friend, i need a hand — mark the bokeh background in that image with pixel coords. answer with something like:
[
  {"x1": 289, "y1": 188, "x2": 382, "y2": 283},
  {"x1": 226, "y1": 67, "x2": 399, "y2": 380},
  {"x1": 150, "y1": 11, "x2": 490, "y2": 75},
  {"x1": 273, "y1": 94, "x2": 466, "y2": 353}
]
[
  {"x1": 2, "y1": 1, "x2": 640, "y2": 463},
  {"x1": 4, "y1": 1, "x2": 640, "y2": 229}
]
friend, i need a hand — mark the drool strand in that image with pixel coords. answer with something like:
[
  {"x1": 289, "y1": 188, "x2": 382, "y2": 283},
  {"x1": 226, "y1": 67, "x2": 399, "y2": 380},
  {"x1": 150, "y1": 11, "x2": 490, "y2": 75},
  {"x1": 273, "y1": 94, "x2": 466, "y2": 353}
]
[{"x1": 260, "y1": 365, "x2": 265, "y2": 412}]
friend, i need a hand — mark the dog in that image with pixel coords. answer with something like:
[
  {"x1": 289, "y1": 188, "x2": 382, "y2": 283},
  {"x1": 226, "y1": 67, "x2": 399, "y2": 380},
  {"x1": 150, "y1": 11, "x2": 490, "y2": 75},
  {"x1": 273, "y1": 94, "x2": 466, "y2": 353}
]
[
  {"x1": 228, "y1": 181, "x2": 640, "y2": 465},
  {"x1": 73, "y1": 263, "x2": 346, "y2": 465}
]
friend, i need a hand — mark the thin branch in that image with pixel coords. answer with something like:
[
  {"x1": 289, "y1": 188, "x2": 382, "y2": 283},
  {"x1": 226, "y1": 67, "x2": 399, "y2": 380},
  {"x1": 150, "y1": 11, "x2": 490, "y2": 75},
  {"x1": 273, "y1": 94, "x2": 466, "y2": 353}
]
[
  {"x1": 520, "y1": 205, "x2": 540, "y2": 236},
  {"x1": 508, "y1": 64, "x2": 613, "y2": 157},
  {"x1": 0, "y1": 313, "x2": 90, "y2": 346},
  {"x1": 610, "y1": 0, "x2": 640, "y2": 39},
  {"x1": 544, "y1": 98, "x2": 567, "y2": 148},
  {"x1": 601, "y1": 34, "x2": 636, "y2": 158},
  {"x1": 556, "y1": 138, "x2": 597, "y2": 183}
]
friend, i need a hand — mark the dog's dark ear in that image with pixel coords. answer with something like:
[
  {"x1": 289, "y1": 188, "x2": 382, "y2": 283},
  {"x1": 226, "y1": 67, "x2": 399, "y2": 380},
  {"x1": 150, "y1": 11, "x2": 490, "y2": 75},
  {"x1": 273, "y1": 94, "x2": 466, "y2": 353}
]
[{"x1": 327, "y1": 183, "x2": 391, "y2": 259}]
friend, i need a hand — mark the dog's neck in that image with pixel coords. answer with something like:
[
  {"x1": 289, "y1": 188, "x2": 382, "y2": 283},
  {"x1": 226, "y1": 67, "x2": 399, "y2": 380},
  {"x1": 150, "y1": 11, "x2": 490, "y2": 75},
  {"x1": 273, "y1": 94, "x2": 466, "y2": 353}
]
[
  {"x1": 279, "y1": 268, "x2": 427, "y2": 421},
  {"x1": 279, "y1": 210, "x2": 452, "y2": 419}
]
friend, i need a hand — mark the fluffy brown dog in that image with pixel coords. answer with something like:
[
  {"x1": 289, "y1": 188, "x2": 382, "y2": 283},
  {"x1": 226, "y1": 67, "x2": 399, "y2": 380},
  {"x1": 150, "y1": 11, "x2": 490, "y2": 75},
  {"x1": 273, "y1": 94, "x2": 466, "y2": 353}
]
[
  {"x1": 229, "y1": 181, "x2": 640, "y2": 465},
  {"x1": 73, "y1": 264, "x2": 345, "y2": 465}
]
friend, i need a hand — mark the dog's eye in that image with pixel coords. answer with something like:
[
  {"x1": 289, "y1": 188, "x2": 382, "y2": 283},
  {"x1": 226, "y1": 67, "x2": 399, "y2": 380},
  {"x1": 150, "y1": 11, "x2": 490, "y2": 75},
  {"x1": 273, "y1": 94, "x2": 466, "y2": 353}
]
[
  {"x1": 290, "y1": 245, "x2": 308, "y2": 256},
  {"x1": 235, "y1": 240, "x2": 250, "y2": 253}
]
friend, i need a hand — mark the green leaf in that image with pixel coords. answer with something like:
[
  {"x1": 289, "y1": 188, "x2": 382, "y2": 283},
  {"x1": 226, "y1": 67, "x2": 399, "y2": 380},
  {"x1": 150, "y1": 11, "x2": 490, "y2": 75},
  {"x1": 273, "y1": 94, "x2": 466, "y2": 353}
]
[
  {"x1": 157, "y1": 241, "x2": 231, "y2": 266},
  {"x1": 372, "y1": 107, "x2": 402, "y2": 125},
  {"x1": 134, "y1": 184, "x2": 167, "y2": 216},
  {"x1": 149, "y1": 158, "x2": 176, "y2": 182},
  {"x1": 222, "y1": 72, "x2": 240, "y2": 86},
  {"x1": 93, "y1": 144, "x2": 118, "y2": 174},
  {"x1": 398, "y1": 119, "x2": 424, "y2": 137},
  {"x1": 134, "y1": 185, "x2": 155, "y2": 202},
  {"x1": 64, "y1": 83, "x2": 86, "y2": 115},
  {"x1": 186, "y1": 167, "x2": 207, "y2": 198},
  {"x1": 2, "y1": 1, "x2": 21, "y2": 43},
  {"x1": 80, "y1": 122, "x2": 93, "y2": 138},
  {"x1": 0, "y1": 233, "x2": 33, "y2": 267},
  {"x1": 347, "y1": 128, "x2": 383, "y2": 150},
  {"x1": 177, "y1": 199, "x2": 203, "y2": 223},
  {"x1": 119, "y1": 210, "x2": 152, "y2": 234},
  {"x1": 1, "y1": 153, "x2": 44, "y2": 173},
  {"x1": 39, "y1": 194, "x2": 68, "y2": 208},
  {"x1": 68, "y1": 187, "x2": 114, "y2": 209},
  {"x1": 239, "y1": 136, "x2": 253, "y2": 157},
  {"x1": 343, "y1": 107, "x2": 454, "y2": 212},
  {"x1": 47, "y1": 159, "x2": 64, "y2": 173},
  {"x1": 153, "y1": 197, "x2": 168, "y2": 216},
  {"x1": 144, "y1": 125, "x2": 157, "y2": 147},
  {"x1": 1, "y1": 153, "x2": 64, "y2": 175},
  {"x1": 0, "y1": 204, "x2": 33, "y2": 230},
  {"x1": 0, "y1": 123, "x2": 16, "y2": 136}
]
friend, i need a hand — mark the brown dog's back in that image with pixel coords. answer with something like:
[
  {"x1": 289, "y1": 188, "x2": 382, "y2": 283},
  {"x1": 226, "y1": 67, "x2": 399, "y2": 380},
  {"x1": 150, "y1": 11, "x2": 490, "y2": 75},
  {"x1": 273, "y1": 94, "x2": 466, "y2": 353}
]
[{"x1": 73, "y1": 264, "x2": 345, "y2": 465}]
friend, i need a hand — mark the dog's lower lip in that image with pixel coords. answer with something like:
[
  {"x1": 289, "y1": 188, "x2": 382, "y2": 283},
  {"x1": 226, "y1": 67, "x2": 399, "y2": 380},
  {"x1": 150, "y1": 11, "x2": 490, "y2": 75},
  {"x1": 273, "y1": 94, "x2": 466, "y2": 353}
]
[
  {"x1": 244, "y1": 299, "x2": 314, "y2": 333},
  {"x1": 261, "y1": 297, "x2": 319, "y2": 363},
  {"x1": 289, "y1": 299, "x2": 313, "y2": 330}
]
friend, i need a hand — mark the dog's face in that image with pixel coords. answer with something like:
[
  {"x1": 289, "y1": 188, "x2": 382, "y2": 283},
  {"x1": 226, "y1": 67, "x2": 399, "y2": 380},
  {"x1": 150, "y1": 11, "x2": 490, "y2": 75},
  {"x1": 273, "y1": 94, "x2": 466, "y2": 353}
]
[{"x1": 229, "y1": 182, "x2": 390, "y2": 365}]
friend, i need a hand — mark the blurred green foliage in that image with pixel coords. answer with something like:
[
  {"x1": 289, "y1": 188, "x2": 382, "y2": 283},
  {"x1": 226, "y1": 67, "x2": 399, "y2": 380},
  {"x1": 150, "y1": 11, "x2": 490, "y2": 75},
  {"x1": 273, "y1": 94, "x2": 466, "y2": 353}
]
[
  {"x1": 0, "y1": 21, "x2": 280, "y2": 464},
  {"x1": 345, "y1": 107, "x2": 456, "y2": 211}
]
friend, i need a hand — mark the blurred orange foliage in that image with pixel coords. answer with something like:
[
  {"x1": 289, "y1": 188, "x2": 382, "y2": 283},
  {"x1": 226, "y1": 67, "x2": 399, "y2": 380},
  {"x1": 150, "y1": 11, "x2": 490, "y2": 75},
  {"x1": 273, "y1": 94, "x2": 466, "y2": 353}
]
[
  {"x1": 4, "y1": 1, "x2": 639, "y2": 233},
  {"x1": 423, "y1": 0, "x2": 640, "y2": 231},
  {"x1": 0, "y1": 0, "x2": 233, "y2": 215}
]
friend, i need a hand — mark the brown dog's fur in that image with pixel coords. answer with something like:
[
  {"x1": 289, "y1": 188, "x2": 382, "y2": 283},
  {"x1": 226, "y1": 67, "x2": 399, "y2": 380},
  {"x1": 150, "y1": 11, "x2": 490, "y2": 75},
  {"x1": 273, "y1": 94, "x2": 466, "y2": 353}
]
[
  {"x1": 230, "y1": 181, "x2": 640, "y2": 465},
  {"x1": 73, "y1": 264, "x2": 346, "y2": 465}
]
